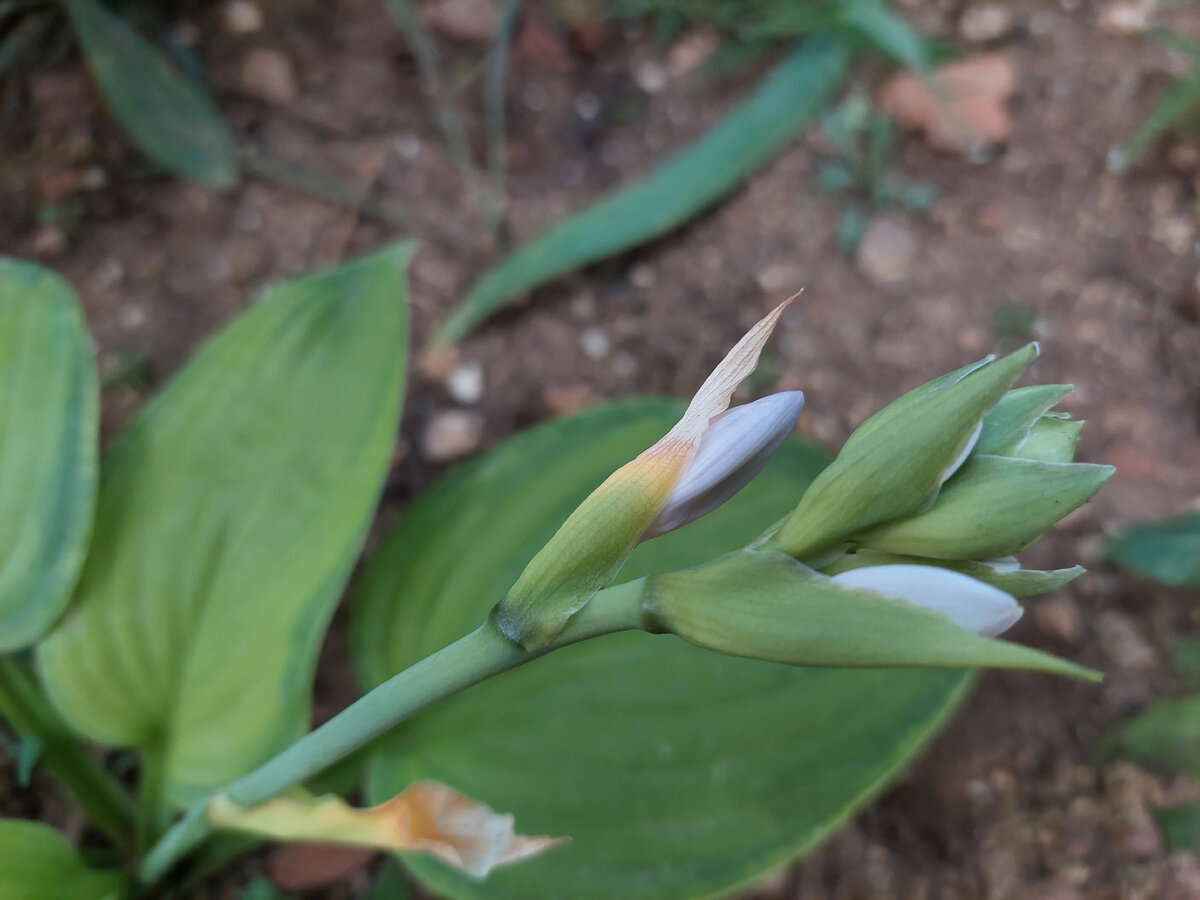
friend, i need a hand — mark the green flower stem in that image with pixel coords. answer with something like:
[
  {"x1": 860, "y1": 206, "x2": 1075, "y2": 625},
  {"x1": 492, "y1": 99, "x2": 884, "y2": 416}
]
[
  {"x1": 138, "y1": 578, "x2": 648, "y2": 884},
  {"x1": 0, "y1": 655, "x2": 136, "y2": 851}
]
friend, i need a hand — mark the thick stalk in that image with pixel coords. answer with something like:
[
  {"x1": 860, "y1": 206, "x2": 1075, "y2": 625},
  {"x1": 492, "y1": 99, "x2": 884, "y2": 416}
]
[
  {"x1": 139, "y1": 579, "x2": 647, "y2": 884},
  {"x1": 0, "y1": 655, "x2": 136, "y2": 850}
]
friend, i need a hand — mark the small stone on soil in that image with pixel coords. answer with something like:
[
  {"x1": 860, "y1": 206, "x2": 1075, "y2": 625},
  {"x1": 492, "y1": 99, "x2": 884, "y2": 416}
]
[
  {"x1": 960, "y1": 4, "x2": 1014, "y2": 43},
  {"x1": 855, "y1": 217, "x2": 919, "y2": 287},
  {"x1": 421, "y1": 409, "x2": 484, "y2": 461},
  {"x1": 446, "y1": 360, "x2": 485, "y2": 404},
  {"x1": 1099, "y1": 0, "x2": 1156, "y2": 36},
  {"x1": 580, "y1": 326, "x2": 611, "y2": 359},
  {"x1": 422, "y1": 0, "x2": 499, "y2": 43},
  {"x1": 241, "y1": 48, "x2": 299, "y2": 105},
  {"x1": 223, "y1": 0, "x2": 264, "y2": 34}
]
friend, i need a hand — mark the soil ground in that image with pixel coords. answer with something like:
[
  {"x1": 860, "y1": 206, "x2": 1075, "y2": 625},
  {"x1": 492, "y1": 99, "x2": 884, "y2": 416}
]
[{"x1": 2, "y1": 0, "x2": 1200, "y2": 897}]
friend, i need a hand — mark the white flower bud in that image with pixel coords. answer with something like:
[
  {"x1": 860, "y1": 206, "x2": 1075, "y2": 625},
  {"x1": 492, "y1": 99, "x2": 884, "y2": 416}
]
[
  {"x1": 830, "y1": 563, "x2": 1023, "y2": 636},
  {"x1": 643, "y1": 391, "x2": 805, "y2": 539}
]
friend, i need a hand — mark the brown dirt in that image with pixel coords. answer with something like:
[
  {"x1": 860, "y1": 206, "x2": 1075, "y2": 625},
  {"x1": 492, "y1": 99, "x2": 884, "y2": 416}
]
[{"x1": 3, "y1": 0, "x2": 1200, "y2": 897}]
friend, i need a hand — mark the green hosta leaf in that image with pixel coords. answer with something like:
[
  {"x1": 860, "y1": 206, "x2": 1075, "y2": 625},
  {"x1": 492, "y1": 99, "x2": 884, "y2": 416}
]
[
  {"x1": 1104, "y1": 694, "x2": 1200, "y2": 779},
  {"x1": 1104, "y1": 513, "x2": 1200, "y2": 589},
  {"x1": 857, "y1": 455, "x2": 1113, "y2": 560},
  {"x1": 434, "y1": 38, "x2": 851, "y2": 344},
  {"x1": 975, "y1": 384, "x2": 1071, "y2": 456},
  {"x1": 64, "y1": 0, "x2": 237, "y2": 187},
  {"x1": 0, "y1": 820, "x2": 126, "y2": 900},
  {"x1": 0, "y1": 258, "x2": 98, "y2": 651},
  {"x1": 39, "y1": 245, "x2": 412, "y2": 806},
  {"x1": 648, "y1": 549, "x2": 1094, "y2": 678},
  {"x1": 352, "y1": 399, "x2": 975, "y2": 900}
]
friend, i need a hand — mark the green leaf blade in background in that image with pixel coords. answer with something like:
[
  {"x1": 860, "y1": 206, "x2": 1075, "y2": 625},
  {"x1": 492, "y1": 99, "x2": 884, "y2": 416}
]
[
  {"x1": 1104, "y1": 513, "x2": 1200, "y2": 589},
  {"x1": 0, "y1": 819, "x2": 126, "y2": 900},
  {"x1": 433, "y1": 38, "x2": 852, "y2": 344},
  {"x1": 64, "y1": 0, "x2": 238, "y2": 188},
  {"x1": 39, "y1": 245, "x2": 412, "y2": 806},
  {"x1": 1104, "y1": 693, "x2": 1200, "y2": 779},
  {"x1": 0, "y1": 258, "x2": 98, "y2": 652},
  {"x1": 351, "y1": 398, "x2": 972, "y2": 900}
]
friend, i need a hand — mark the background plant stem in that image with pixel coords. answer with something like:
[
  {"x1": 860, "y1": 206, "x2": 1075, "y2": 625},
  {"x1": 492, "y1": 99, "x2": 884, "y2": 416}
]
[
  {"x1": 138, "y1": 578, "x2": 647, "y2": 884},
  {"x1": 0, "y1": 655, "x2": 136, "y2": 851}
]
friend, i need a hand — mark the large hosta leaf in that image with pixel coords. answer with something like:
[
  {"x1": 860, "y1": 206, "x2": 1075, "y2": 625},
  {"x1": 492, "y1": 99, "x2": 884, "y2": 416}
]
[
  {"x1": 0, "y1": 820, "x2": 126, "y2": 900},
  {"x1": 351, "y1": 399, "x2": 971, "y2": 900},
  {"x1": 39, "y1": 245, "x2": 412, "y2": 806},
  {"x1": 0, "y1": 258, "x2": 98, "y2": 651}
]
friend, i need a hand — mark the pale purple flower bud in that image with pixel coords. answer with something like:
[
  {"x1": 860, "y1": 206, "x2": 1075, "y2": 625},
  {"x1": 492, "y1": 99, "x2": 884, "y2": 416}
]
[
  {"x1": 830, "y1": 563, "x2": 1023, "y2": 636},
  {"x1": 642, "y1": 391, "x2": 805, "y2": 540}
]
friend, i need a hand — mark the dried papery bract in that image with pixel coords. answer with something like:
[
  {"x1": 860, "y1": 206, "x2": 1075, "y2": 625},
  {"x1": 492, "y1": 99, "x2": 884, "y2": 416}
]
[
  {"x1": 493, "y1": 295, "x2": 801, "y2": 651},
  {"x1": 208, "y1": 781, "x2": 564, "y2": 879}
]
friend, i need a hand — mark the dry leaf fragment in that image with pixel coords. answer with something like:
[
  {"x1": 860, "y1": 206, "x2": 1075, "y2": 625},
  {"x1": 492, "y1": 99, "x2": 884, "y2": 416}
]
[
  {"x1": 879, "y1": 54, "x2": 1016, "y2": 155},
  {"x1": 209, "y1": 781, "x2": 565, "y2": 878}
]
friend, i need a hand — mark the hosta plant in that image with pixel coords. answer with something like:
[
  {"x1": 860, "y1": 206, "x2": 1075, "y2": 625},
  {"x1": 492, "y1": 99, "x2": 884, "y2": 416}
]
[{"x1": 0, "y1": 249, "x2": 1109, "y2": 900}]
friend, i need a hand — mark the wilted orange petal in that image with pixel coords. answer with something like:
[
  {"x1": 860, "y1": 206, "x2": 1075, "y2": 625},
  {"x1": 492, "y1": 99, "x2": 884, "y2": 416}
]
[
  {"x1": 392, "y1": 781, "x2": 565, "y2": 877},
  {"x1": 208, "y1": 782, "x2": 564, "y2": 879}
]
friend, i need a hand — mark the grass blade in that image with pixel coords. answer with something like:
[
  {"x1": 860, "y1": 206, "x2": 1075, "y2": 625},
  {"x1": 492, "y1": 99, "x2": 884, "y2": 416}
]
[
  {"x1": 434, "y1": 37, "x2": 853, "y2": 344},
  {"x1": 63, "y1": 0, "x2": 237, "y2": 187}
]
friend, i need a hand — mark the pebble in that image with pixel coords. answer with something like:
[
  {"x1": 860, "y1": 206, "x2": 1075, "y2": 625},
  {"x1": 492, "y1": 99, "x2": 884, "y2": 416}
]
[
  {"x1": 1033, "y1": 596, "x2": 1083, "y2": 645},
  {"x1": 241, "y1": 48, "x2": 299, "y2": 105},
  {"x1": 580, "y1": 327, "x2": 611, "y2": 359},
  {"x1": 421, "y1": 410, "x2": 484, "y2": 461},
  {"x1": 446, "y1": 361, "x2": 484, "y2": 405},
  {"x1": 634, "y1": 59, "x2": 669, "y2": 94},
  {"x1": 30, "y1": 225, "x2": 66, "y2": 257},
  {"x1": 960, "y1": 4, "x2": 1014, "y2": 43},
  {"x1": 223, "y1": 0, "x2": 264, "y2": 34},
  {"x1": 855, "y1": 217, "x2": 918, "y2": 286},
  {"x1": 629, "y1": 263, "x2": 656, "y2": 289},
  {"x1": 422, "y1": 0, "x2": 498, "y2": 42},
  {"x1": 1099, "y1": 0, "x2": 1155, "y2": 35},
  {"x1": 756, "y1": 262, "x2": 802, "y2": 294},
  {"x1": 1096, "y1": 612, "x2": 1158, "y2": 672}
]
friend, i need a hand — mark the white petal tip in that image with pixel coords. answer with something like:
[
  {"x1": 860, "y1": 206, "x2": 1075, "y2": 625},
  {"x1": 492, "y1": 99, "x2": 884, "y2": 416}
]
[{"x1": 831, "y1": 564, "x2": 1022, "y2": 637}]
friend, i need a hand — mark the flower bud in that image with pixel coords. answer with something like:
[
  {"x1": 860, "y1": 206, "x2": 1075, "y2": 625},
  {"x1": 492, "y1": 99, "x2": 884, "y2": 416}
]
[
  {"x1": 829, "y1": 564, "x2": 1022, "y2": 636},
  {"x1": 641, "y1": 549, "x2": 1097, "y2": 678},
  {"x1": 494, "y1": 297, "x2": 799, "y2": 651},
  {"x1": 853, "y1": 455, "x2": 1113, "y2": 560},
  {"x1": 974, "y1": 384, "x2": 1071, "y2": 456},
  {"x1": 643, "y1": 391, "x2": 805, "y2": 539},
  {"x1": 822, "y1": 549, "x2": 1084, "y2": 598},
  {"x1": 772, "y1": 344, "x2": 1039, "y2": 561}
]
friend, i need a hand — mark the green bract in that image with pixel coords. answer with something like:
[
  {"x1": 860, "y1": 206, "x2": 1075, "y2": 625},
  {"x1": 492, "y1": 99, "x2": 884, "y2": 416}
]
[
  {"x1": 855, "y1": 455, "x2": 1113, "y2": 560},
  {"x1": 38, "y1": 245, "x2": 411, "y2": 805},
  {"x1": 0, "y1": 259, "x2": 98, "y2": 652},
  {"x1": 773, "y1": 344, "x2": 1037, "y2": 560},
  {"x1": 645, "y1": 549, "x2": 1096, "y2": 679}
]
